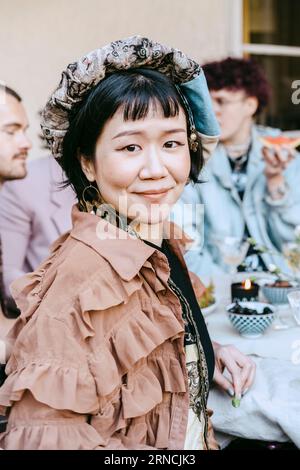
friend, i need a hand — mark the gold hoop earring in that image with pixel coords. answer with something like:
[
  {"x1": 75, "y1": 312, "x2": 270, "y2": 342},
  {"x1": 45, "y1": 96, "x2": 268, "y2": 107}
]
[{"x1": 81, "y1": 184, "x2": 101, "y2": 213}]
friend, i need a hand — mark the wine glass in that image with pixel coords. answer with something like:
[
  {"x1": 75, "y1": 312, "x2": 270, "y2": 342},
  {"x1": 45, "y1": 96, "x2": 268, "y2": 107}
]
[
  {"x1": 282, "y1": 242, "x2": 300, "y2": 282},
  {"x1": 272, "y1": 304, "x2": 291, "y2": 330},
  {"x1": 287, "y1": 290, "x2": 300, "y2": 326},
  {"x1": 214, "y1": 236, "x2": 249, "y2": 282}
]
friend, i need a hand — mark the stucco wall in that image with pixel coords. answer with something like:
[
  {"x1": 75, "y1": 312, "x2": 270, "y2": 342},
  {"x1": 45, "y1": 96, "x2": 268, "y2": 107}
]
[{"x1": 0, "y1": 0, "x2": 237, "y2": 159}]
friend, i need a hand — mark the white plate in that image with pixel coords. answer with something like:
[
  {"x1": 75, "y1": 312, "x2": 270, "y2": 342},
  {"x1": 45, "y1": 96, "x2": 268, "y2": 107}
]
[{"x1": 201, "y1": 301, "x2": 218, "y2": 315}]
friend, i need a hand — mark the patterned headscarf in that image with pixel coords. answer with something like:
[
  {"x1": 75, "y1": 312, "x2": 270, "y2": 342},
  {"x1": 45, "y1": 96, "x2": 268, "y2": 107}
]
[{"x1": 41, "y1": 35, "x2": 220, "y2": 163}]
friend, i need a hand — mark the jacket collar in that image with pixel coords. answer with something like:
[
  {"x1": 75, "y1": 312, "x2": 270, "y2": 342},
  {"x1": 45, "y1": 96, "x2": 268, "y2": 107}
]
[{"x1": 70, "y1": 205, "x2": 190, "y2": 281}]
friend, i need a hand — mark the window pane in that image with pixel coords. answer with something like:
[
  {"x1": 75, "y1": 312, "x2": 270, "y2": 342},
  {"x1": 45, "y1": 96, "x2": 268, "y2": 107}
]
[
  {"x1": 252, "y1": 55, "x2": 300, "y2": 130},
  {"x1": 246, "y1": 0, "x2": 300, "y2": 47}
]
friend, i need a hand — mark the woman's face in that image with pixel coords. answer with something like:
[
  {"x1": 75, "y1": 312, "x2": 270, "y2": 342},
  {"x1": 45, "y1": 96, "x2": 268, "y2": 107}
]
[{"x1": 81, "y1": 103, "x2": 191, "y2": 225}]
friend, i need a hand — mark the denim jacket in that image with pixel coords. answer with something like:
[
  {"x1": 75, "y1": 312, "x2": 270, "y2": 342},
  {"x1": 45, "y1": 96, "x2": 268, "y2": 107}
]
[{"x1": 172, "y1": 125, "x2": 300, "y2": 277}]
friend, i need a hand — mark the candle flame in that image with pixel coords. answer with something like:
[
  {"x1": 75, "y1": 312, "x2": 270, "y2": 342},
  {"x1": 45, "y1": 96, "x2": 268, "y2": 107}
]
[{"x1": 244, "y1": 279, "x2": 252, "y2": 290}]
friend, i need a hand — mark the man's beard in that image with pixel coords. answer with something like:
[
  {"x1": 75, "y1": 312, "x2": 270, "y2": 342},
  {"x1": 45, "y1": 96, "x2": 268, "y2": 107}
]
[{"x1": 0, "y1": 152, "x2": 28, "y2": 181}]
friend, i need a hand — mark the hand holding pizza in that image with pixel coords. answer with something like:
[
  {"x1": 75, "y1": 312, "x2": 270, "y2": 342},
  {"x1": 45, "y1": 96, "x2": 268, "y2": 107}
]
[
  {"x1": 261, "y1": 136, "x2": 300, "y2": 198},
  {"x1": 261, "y1": 136, "x2": 299, "y2": 178}
]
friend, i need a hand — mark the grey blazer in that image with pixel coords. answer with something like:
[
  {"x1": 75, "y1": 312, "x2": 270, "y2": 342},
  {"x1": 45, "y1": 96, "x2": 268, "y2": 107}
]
[{"x1": 0, "y1": 156, "x2": 75, "y2": 297}]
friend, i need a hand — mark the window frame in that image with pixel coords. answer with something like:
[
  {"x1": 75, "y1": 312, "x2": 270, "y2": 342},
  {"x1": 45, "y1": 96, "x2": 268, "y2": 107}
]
[{"x1": 229, "y1": 0, "x2": 300, "y2": 59}]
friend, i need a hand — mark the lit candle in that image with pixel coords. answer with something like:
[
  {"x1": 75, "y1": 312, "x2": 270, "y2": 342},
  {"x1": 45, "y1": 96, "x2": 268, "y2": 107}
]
[{"x1": 231, "y1": 279, "x2": 259, "y2": 302}]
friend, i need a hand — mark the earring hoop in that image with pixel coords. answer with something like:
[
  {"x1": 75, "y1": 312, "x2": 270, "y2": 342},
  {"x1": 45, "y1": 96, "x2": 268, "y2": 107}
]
[{"x1": 81, "y1": 184, "x2": 101, "y2": 213}]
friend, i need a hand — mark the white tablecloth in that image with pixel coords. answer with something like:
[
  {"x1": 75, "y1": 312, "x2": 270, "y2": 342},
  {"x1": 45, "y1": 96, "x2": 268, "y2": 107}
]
[
  {"x1": 205, "y1": 274, "x2": 300, "y2": 448},
  {"x1": 207, "y1": 305, "x2": 300, "y2": 362}
]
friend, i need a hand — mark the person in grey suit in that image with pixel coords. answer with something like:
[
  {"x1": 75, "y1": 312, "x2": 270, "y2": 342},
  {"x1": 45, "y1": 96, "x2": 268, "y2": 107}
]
[
  {"x1": 0, "y1": 84, "x2": 31, "y2": 390},
  {"x1": 0, "y1": 155, "x2": 75, "y2": 316},
  {"x1": 0, "y1": 84, "x2": 31, "y2": 319}
]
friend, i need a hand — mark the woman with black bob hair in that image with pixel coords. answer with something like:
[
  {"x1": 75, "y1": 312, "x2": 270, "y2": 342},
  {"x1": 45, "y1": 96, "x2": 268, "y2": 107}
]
[
  {"x1": 0, "y1": 36, "x2": 221, "y2": 450},
  {"x1": 62, "y1": 67, "x2": 205, "y2": 206}
]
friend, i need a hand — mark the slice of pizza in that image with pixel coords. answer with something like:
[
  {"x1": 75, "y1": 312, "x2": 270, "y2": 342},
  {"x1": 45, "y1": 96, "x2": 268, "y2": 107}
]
[{"x1": 260, "y1": 135, "x2": 300, "y2": 149}]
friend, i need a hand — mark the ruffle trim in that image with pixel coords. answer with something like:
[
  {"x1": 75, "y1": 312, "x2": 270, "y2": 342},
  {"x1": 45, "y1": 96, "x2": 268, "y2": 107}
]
[
  {"x1": 0, "y1": 362, "x2": 99, "y2": 415},
  {"x1": 77, "y1": 273, "x2": 143, "y2": 339},
  {"x1": 121, "y1": 356, "x2": 186, "y2": 419},
  {"x1": 0, "y1": 421, "x2": 103, "y2": 450},
  {"x1": 88, "y1": 300, "x2": 185, "y2": 396},
  {"x1": 0, "y1": 355, "x2": 186, "y2": 449},
  {"x1": 90, "y1": 357, "x2": 186, "y2": 446},
  {"x1": 10, "y1": 232, "x2": 69, "y2": 320}
]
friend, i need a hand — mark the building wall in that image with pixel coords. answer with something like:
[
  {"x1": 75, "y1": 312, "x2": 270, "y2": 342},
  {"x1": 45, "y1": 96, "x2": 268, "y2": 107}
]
[{"x1": 0, "y1": 0, "x2": 238, "y2": 160}]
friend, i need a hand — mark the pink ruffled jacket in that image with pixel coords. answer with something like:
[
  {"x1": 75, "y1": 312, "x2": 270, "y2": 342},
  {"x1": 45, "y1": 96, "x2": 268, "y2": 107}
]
[{"x1": 0, "y1": 205, "x2": 217, "y2": 450}]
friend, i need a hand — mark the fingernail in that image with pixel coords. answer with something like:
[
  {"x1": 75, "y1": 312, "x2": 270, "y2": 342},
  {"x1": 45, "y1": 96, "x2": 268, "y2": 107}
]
[
  {"x1": 242, "y1": 388, "x2": 249, "y2": 397},
  {"x1": 232, "y1": 397, "x2": 241, "y2": 408},
  {"x1": 227, "y1": 388, "x2": 234, "y2": 397}
]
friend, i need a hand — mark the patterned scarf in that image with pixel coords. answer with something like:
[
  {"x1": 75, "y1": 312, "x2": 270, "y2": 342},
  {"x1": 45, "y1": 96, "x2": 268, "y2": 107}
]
[{"x1": 40, "y1": 35, "x2": 219, "y2": 164}]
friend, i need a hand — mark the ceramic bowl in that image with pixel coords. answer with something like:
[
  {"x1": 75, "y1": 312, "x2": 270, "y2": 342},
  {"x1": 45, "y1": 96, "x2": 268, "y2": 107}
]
[
  {"x1": 226, "y1": 301, "x2": 275, "y2": 339},
  {"x1": 261, "y1": 283, "x2": 299, "y2": 304}
]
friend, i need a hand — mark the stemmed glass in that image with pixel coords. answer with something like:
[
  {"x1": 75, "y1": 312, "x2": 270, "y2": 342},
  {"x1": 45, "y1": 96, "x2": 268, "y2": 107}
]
[
  {"x1": 287, "y1": 290, "x2": 300, "y2": 326},
  {"x1": 272, "y1": 305, "x2": 291, "y2": 330},
  {"x1": 282, "y1": 242, "x2": 300, "y2": 283},
  {"x1": 272, "y1": 294, "x2": 300, "y2": 331},
  {"x1": 214, "y1": 236, "x2": 249, "y2": 282}
]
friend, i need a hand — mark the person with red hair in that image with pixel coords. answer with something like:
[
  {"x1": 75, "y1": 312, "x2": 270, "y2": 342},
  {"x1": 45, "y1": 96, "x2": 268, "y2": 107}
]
[{"x1": 174, "y1": 57, "x2": 300, "y2": 277}]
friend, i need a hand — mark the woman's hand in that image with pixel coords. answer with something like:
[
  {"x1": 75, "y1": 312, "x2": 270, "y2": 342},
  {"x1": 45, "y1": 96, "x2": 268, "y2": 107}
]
[{"x1": 212, "y1": 342, "x2": 256, "y2": 399}]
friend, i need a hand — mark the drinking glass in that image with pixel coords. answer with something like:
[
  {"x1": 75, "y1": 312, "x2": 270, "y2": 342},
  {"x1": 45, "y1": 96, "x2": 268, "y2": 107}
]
[
  {"x1": 272, "y1": 304, "x2": 291, "y2": 330},
  {"x1": 214, "y1": 236, "x2": 249, "y2": 282},
  {"x1": 282, "y1": 242, "x2": 300, "y2": 281},
  {"x1": 287, "y1": 290, "x2": 300, "y2": 326}
]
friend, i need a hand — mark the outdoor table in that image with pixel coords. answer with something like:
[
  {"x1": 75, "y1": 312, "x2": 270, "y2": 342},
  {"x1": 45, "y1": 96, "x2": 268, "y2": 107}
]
[{"x1": 205, "y1": 274, "x2": 300, "y2": 449}]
